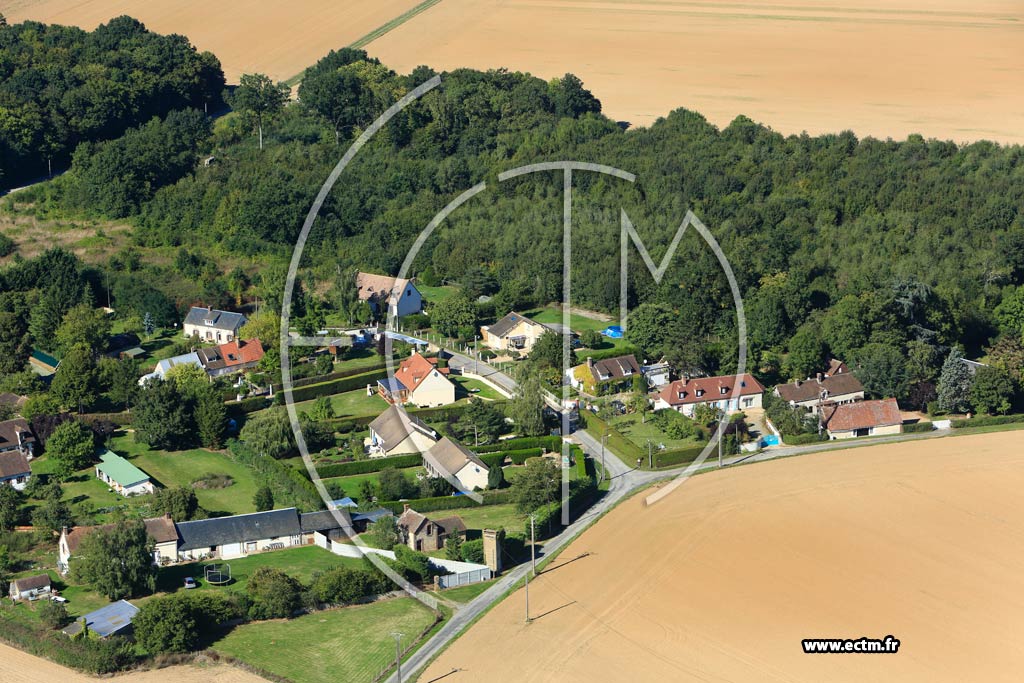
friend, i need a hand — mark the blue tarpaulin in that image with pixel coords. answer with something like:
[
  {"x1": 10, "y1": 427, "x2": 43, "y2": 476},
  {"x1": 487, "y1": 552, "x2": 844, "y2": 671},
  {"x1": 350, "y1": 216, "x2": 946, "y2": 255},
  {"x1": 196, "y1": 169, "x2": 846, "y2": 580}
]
[{"x1": 601, "y1": 325, "x2": 624, "y2": 338}]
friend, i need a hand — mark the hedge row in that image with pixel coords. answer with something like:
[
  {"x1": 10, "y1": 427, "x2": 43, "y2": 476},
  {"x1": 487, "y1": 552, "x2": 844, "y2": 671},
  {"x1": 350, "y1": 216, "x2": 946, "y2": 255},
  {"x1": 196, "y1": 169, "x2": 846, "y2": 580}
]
[
  {"x1": 652, "y1": 444, "x2": 706, "y2": 469},
  {"x1": 951, "y1": 413, "x2": 1024, "y2": 429},
  {"x1": 375, "y1": 489, "x2": 513, "y2": 515},
  {"x1": 783, "y1": 433, "x2": 828, "y2": 445},
  {"x1": 316, "y1": 453, "x2": 423, "y2": 479},
  {"x1": 271, "y1": 360, "x2": 388, "y2": 393},
  {"x1": 528, "y1": 478, "x2": 600, "y2": 541},
  {"x1": 903, "y1": 421, "x2": 934, "y2": 433},
  {"x1": 583, "y1": 344, "x2": 643, "y2": 363},
  {"x1": 282, "y1": 369, "x2": 389, "y2": 403},
  {"x1": 78, "y1": 411, "x2": 132, "y2": 426},
  {"x1": 227, "y1": 396, "x2": 272, "y2": 415},
  {"x1": 575, "y1": 449, "x2": 589, "y2": 480},
  {"x1": 577, "y1": 411, "x2": 643, "y2": 460},
  {"x1": 228, "y1": 440, "x2": 323, "y2": 512},
  {"x1": 472, "y1": 436, "x2": 562, "y2": 453},
  {"x1": 0, "y1": 617, "x2": 135, "y2": 674}
]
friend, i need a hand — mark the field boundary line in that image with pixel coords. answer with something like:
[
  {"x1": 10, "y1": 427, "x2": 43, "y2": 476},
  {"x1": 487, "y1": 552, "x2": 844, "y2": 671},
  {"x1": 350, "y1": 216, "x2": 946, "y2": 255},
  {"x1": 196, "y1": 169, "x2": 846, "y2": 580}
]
[{"x1": 285, "y1": 0, "x2": 444, "y2": 85}]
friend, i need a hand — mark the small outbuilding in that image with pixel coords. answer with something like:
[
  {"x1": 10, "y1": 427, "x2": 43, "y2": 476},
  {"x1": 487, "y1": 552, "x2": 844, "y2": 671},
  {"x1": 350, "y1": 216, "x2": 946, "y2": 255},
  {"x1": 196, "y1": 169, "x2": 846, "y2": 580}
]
[
  {"x1": 95, "y1": 450, "x2": 155, "y2": 496},
  {"x1": 9, "y1": 574, "x2": 52, "y2": 602},
  {"x1": 62, "y1": 600, "x2": 138, "y2": 638}
]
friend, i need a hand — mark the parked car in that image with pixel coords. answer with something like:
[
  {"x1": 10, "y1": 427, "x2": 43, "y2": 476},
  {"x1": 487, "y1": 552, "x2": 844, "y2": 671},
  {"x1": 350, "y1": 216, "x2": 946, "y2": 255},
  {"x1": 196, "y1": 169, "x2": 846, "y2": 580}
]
[
  {"x1": 610, "y1": 400, "x2": 627, "y2": 415},
  {"x1": 184, "y1": 577, "x2": 197, "y2": 589},
  {"x1": 50, "y1": 595, "x2": 68, "y2": 603}
]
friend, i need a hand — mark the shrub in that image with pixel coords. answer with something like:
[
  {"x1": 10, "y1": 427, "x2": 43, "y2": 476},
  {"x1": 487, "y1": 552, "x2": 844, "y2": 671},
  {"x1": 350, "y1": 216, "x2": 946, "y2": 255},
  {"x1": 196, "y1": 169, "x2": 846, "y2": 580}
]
[
  {"x1": 310, "y1": 564, "x2": 388, "y2": 605},
  {"x1": 461, "y1": 539, "x2": 484, "y2": 564},
  {"x1": 472, "y1": 436, "x2": 562, "y2": 453},
  {"x1": 950, "y1": 413, "x2": 1024, "y2": 429},
  {"x1": 903, "y1": 421, "x2": 934, "y2": 433},
  {"x1": 247, "y1": 567, "x2": 302, "y2": 620},
  {"x1": 782, "y1": 432, "x2": 827, "y2": 446},
  {"x1": 316, "y1": 452, "x2": 422, "y2": 478},
  {"x1": 375, "y1": 489, "x2": 513, "y2": 514}
]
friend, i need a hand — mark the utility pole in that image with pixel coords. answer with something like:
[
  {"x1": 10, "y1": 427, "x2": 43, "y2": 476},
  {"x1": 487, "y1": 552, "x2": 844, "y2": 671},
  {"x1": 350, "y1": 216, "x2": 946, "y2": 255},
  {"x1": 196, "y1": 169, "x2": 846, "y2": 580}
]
[
  {"x1": 391, "y1": 632, "x2": 404, "y2": 683},
  {"x1": 524, "y1": 565, "x2": 531, "y2": 623},
  {"x1": 530, "y1": 514, "x2": 537, "y2": 577},
  {"x1": 601, "y1": 430, "x2": 608, "y2": 477},
  {"x1": 474, "y1": 334, "x2": 479, "y2": 374},
  {"x1": 718, "y1": 423, "x2": 723, "y2": 468},
  {"x1": 647, "y1": 438, "x2": 653, "y2": 469}
]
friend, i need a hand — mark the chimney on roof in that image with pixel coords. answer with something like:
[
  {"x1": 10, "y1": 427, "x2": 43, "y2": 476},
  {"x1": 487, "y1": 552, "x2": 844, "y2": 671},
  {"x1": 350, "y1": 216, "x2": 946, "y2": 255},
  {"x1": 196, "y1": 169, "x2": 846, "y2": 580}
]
[
  {"x1": 816, "y1": 373, "x2": 823, "y2": 383},
  {"x1": 207, "y1": 304, "x2": 212, "y2": 312},
  {"x1": 403, "y1": 503, "x2": 410, "y2": 513},
  {"x1": 795, "y1": 379, "x2": 802, "y2": 387},
  {"x1": 587, "y1": 357, "x2": 594, "y2": 368}
]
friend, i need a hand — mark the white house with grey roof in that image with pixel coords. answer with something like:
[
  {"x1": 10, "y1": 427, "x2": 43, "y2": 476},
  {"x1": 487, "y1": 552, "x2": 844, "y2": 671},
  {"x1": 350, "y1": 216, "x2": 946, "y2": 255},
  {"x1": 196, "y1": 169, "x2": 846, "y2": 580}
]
[
  {"x1": 422, "y1": 437, "x2": 489, "y2": 492},
  {"x1": 183, "y1": 306, "x2": 247, "y2": 343},
  {"x1": 481, "y1": 312, "x2": 545, "y2": 355},
  {"x1": 367, "y1": 404, "x2": 439, "y2": 457}
]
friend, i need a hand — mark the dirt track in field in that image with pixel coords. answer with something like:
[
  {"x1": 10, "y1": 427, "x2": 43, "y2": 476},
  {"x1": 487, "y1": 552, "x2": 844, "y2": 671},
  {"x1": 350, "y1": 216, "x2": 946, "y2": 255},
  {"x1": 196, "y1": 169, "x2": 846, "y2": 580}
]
[
  {"x1": 367, "y1": 0, "x2": 1024, "y2": 143},
  {"x1": 9, "y1": 0, "x2": 1023, "y2": 143},
  {"x1": 0, "y1": 644, "x2": 268, "y2": 683},
  {"x1": 419, "y1": 430, "x2": 1024, "y2": 681},
  {"x1": 4, "y1": 0, "x2": 423, "y2": 83}
]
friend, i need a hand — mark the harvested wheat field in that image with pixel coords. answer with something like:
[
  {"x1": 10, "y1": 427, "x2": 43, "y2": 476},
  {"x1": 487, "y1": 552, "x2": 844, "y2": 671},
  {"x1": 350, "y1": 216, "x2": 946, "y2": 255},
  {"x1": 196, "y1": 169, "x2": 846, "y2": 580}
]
[
  {"x1": 368, "y1": 0, "x2": 1024, "y2": 143},
  {"x1": 0, "y1": 644, "x2": 267, "y2": 683},
  {"x1": 4, "y1": 0, "x2": 425, "y2": 82},
  {"x1": 420, "y1": 431, "x2": 1024, "y2": 682}
]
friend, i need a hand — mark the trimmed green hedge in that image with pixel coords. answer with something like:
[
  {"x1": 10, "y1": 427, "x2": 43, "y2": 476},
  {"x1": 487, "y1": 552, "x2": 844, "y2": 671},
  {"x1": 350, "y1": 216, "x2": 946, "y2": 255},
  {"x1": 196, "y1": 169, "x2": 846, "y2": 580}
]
[
  {"x1": 951, "y1": 413, "x2": 1024, "y2": 429},
  {"x1": 375, "y1": 489, "x2": 513, "y2": 514},
  {"x1": 652, "y1": 444, "x2": 705, "y2": 468},
  {"x1": 271, "y1": 360, "x2": 388, "y2": 393},
  {"x1": 283, "y1": 369, "x2": 389, "y2": 403},
  {"x1": 584, "y1": 344, "x2": 643, "y2": 363},
  {"x1": 903, "y1": 421, "x2": 934, "y2": 433},
  {"x1": 783, "y1": 433, "x2": 828, "y2": 445},
  {"x1": 227, "y1": 396, "x2": 272, "y2": 415},
  {"x1": 472, "y1": 436, "x2": 562, "y2": 453},
  {"x1": 577, "y1": 411, "x2": 643, "y2": 460},
  {"x1": 528, "y1": 478, "x2": 600, "y2": 541},
  {"x1": 316, "y1": 453, "x2": 422, "y2": 478}
]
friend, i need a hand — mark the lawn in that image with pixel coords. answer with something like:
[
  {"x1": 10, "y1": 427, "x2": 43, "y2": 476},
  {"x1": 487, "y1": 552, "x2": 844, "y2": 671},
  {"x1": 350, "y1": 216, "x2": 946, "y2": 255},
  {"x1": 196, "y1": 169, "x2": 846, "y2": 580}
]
[
  {"x1": 291, "y1": 387, "x2": 387, "y2": 419},
  {"x1": 429, "y1": 503, "x2": 528, "y2": 538},
  {"x1": 452, "y1": 375, "x2": 506, "y2": 401},
  {"x1": 157, "y1": 545, "x2": 366, "y2": 594},
  {"x1": 608, "y1": 413, "x2": 704, "y2": 451},
  {"x1": 29, "y1": 453, "x2": 149, "y2": 522},
  {"x1": 333, "y1": 348, "x2": 387, "y2": 373},
  {"x1": 527, "y1": 307, "x2": 630, "y2": 352},
  {"x1": 416, "y1": 284, "x2": 460, "y2": 306},
  {"x1": 433, "y1": 578, "x2": 497, "y2": 603},
  {"x1": 321, "y1": 466, "x2": 421, "y2": 500},
  {"x1": 111, "y1": 435, "x2": 261, "y2": 517},
  {"x1": 212, "y1": 597, "x2": 440, "y2": 683}
]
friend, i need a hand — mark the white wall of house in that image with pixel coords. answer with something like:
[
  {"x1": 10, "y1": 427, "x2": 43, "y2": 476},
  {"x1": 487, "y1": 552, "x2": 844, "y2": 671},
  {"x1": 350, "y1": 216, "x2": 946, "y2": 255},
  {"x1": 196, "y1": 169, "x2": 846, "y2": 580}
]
[
  {"x1": 409, "y1": 371, "x2": 456, "y2": 407},
  {"x1": 482, "y1": 320, "x2": 544, "y2": 354},
  {"x1": 654, "y1": 393, "x2": 762, "y2": 416},
  {"x1": 1, "y1": 474, "x2": 30, "y2": 491},
  {"x1": 369, "y1": 430, "x2": 436, "y2": 457},
  {"x1": 393, "y1": 284, "x2": 423, "y2": 318},
  {"x1": 455, "y1": 461, "x2": 489, "y2": 492}
]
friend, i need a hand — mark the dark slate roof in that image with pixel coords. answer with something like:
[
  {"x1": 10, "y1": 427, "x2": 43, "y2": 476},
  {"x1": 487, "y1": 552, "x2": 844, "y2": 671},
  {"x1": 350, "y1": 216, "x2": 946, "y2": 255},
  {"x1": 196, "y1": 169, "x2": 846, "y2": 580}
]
[
  {"x1": 0, "y1": 451, "x2": 31, "y2": 480},
  {"x1": 11, "y1": 574, "x2": 51, "y2": 592},
  {"x1": 107, "y1": 332, "x2": 141, "y2": 352},
  {"x1": 486, "y1": 312, "x2": 541, "y2": 339},
  {"x1": 299, "y1": 509, "x2": 353, "y2": 533},
  {"x1": 0, "y1": 419, "x2": 35, "y2": 451},
  {"x1": 775, "y1": 373, "x2": 864, "y2": 403},
  {"x1": 352, "y1": 508, "x2": 393, "y2": 524},
  {"x1": 368, "y1": 404, "x2": 437, "y2": 449},
  {"x1": 175, "y1": 508, "x2": 302, "y2": 551},
  {"x1": 183, "y1": 306, "x2": 247, "y2": 331}
]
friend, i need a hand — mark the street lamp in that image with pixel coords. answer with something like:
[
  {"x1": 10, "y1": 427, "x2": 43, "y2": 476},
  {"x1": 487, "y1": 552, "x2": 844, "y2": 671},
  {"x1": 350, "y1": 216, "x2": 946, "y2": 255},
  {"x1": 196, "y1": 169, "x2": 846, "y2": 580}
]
[{"x1": 391, "y1": 632, "x2": 404, "y2": 683}]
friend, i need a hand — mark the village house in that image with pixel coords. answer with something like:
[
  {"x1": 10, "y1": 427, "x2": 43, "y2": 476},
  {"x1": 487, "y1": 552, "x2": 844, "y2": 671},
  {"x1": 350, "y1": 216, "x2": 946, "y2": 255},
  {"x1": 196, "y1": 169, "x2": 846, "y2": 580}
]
[
  {"x1": 378, "y1": 352, "x2": 456, "y2": 407},
  {"x1": 62, "y1": 600, "x2": 138, "y2": 639},
  {"x1": 9, "y1": 574, "x2": 52, "y2": 602},
  {"x1": 0, "y1": 451, "x2": 32, "y2": 491},
  {"x1": 95, "y1": 450, "x2": 155, "y2": 497},
  {"x1": 183, "y1": 306, "x2": 247, "y2": 343},
  {"x1": 654, "y1": 373, "x2": 765, "y2": 416},
  {"x1": 568, "y1": 354, "x2": 642, "y2": 395},
  {"x1": 0, "y1": 393, "x2": 28, "y2": 416},
  {"x1": 774, "y1": 370, "x2": 865, "y2": 414},
  {"x1": 481, "y1": 312, "x2": 546, "y2": 355},
  {"x1": 0, "y1": 418, "x2": 35, "y2": 459},
  {"x1": 821, "y1": 398, "x2": 903, "y2": 440},
  {"x1": 397, "y1": 505, "x2": 467, "y2": 553},
  {"x1": 422, "y1": 437, "x2": 490, "y2": 492},
  {"x1": 138, "y1": 351, "x2": 205, "y2": 385},
  {"x1": 29, "y1": 349, "x2": 60, "y2": 377},
  {"x1": 367, "y1": 404, "x2": 439, "y2": 457},
  {"x1": 58, "y1": 515, "x2": 179, "y2": 573},
  {"x1": 174, "y1": 507, "x2": 353, "y2": 562},
  {"x1": 641, "y1": 361, "x2": 672, "y2": 388},
  {"x1": 197, "y1": 338, "x2": 265, "y2": 377},
  {"x1": 356, "y1": 272, "x2": 423, "y2": 318}
]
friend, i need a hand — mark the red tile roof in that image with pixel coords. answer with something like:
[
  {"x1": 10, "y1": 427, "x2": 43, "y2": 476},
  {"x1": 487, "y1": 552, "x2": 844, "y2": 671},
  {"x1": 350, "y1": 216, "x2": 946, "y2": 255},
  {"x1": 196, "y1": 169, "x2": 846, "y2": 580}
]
[
  {"x1": 657, "y1": 374, "x2": 764, "y2": 407},
  {"x1": 821, "y1": 398, "x2": 902, "y2": 432},
  {"x1": 217, "y1": 338, "x2": 264, "y2": 367},
  {"x1": 396, "y1": 353, "x2": 447, "y2": 393}
]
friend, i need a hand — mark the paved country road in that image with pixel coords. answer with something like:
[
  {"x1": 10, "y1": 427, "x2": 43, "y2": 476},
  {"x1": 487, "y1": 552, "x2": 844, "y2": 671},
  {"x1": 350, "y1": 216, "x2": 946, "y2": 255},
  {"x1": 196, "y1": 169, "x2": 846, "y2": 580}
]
[{"x1": 389, "y1": 357, "x2": 963, "y2": 682}]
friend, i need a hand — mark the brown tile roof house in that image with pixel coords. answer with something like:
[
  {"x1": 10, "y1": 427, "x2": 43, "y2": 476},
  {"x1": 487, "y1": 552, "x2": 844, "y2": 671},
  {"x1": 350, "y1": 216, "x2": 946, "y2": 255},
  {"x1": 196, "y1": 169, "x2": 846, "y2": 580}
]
[
  {"x1": 198, "y1": 338, "x2": 265, "y2": 375},
  {"x1": 397, "y1": 505, "x2": 467, "y2": 552},
  {"x1": 0, "y1": 393, "x2": 28, "y2": 413},
  {"x1": 826, "y1": 359, "x2": 849, "y2": 376},
  {"x1": 59, "y1": 516, "x2": 179, "y2": 573},
  {"x1": 368, "y1": 404, "x2": 438, "y2": 456},
  {"x1": 9, "y1": 574, "x2": 51, "y2": 601},
  {"x1": 775, "y1": 373, "x2": 865, "y2": 405},
  {"x1": 0, "y1": 418, "x2": 35, "y2": 457},
  {"x1": 586, "y1": 354, "x2": 641, "y2": 384},
  {"x1": 656, "y1": 374, "x2": 765, "y2": 408},
  {"x1": 0, "y1": 451, "x2": 31, "y2": 490},
  {"x1": 356, "y1": 272, "x2": 411, "y2": 303},
  {"x1": 422, "y1": 437, "x2": 489, "y2": 492},
  {"x1": 821, "y1": 398, "x2": 902, "y2": 438}
]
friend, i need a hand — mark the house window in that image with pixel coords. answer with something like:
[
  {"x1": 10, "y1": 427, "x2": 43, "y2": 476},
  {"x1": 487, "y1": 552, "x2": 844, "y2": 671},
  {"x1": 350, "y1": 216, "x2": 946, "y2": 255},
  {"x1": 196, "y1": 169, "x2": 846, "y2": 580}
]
[
  {"x1": 696, "y1": 389, "x2": 704, "y2": 397},
  {"x1": 720, "y1": 387, "x2": 728, "y2": 395},
  {"x1": 426, "y1": 525, "x2": 432, "y2": 536}
]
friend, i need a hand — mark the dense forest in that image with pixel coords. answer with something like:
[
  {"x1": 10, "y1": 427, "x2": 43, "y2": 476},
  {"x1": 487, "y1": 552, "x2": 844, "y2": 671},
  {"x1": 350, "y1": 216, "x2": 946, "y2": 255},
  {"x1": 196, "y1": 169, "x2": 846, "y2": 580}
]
[
  {"x1": 3, "y1": 22, "x2": 1024, "y2": 411},
  {"x1": 0, "y1": 15, "x2": 225, "y2": 189}
]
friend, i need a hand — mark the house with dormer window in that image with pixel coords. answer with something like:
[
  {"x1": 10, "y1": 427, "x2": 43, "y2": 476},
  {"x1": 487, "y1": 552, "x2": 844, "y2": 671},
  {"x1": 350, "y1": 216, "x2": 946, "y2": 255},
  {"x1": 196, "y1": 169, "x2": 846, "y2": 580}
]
[
  {"x1": 183, "y1": 306, "x2": 247, "y2": 343},
  {"x1": 653, "y1": 373, "x2": 765, "y2": 416},
  {"x1": 568, "y1": 354, "x2": 642, "y2": 395}
]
